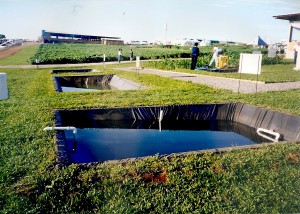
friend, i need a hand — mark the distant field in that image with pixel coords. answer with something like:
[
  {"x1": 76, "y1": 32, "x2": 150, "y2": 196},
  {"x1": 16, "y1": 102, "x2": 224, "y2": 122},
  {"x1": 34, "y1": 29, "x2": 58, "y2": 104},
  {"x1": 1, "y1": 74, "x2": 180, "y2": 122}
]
[
  {"x1": 27, "y1": 43, "x2": 287, "y2": 67},
  {"x1": 28, "y1": 43, "x2": 192, "y2": 64},
  {"x1": 1, "y1": 43, "x2": 286, "y2": 67}
]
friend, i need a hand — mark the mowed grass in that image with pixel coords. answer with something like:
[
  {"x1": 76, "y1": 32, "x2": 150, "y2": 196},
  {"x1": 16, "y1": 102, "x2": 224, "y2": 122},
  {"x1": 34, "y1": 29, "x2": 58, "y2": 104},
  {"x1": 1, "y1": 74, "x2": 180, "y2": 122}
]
[
  {"x1": 0, "y1": 44, "x2": 39, "y2": 65},
  {"x1": 142, "y1": 60, "x2": 300, "y2": 83},
  {"x1": 0, "y1": 66, "x2": 300, "y2": 213},
  {"x1": 194, "y1": 63, "x2": 300, "y2": 83}
]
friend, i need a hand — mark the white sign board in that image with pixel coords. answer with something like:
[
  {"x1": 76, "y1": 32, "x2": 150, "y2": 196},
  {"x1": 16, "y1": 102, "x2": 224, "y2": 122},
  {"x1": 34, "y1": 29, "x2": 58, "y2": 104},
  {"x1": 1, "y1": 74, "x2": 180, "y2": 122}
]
[
  {"x1": 136, "y1": 56, "x2": 140, "y2": 68},
  {"x1": 239, "y1": 53, "x2": 262, "y2": 75},
  {"x1": 103, "y1": 54, "x2": 106, "y2": 62}
]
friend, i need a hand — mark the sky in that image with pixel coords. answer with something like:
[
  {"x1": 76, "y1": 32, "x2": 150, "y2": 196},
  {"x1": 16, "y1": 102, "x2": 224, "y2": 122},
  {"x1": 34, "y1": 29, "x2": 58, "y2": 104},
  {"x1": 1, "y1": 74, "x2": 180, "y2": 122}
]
[{"x1": 1, "y1": 0, "x2": 300, "y2": 44}]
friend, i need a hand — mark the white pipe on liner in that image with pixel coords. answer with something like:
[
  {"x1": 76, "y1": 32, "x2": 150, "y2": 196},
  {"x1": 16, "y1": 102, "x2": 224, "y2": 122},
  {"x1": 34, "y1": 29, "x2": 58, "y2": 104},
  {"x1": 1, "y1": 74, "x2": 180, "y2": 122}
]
[
  {"x1": 159, "y1": 110, "x2": 163, "y2": 131},
  {"x1": 43, "y1": 126, "x2": 77, "y2": 134},
  {"x1": 159, "y1": 110, "x2": 164, "y2": 122},
  {"x1": 256, "y1": 128, "x2": 280, "y2": 142}
]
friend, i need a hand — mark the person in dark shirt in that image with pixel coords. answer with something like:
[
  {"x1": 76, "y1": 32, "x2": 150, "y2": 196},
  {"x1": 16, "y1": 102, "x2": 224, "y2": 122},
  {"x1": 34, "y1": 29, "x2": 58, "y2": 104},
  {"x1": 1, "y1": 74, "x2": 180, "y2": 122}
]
[
  {"x1": 191, "y1": 42, "x2": 200, "y2": 70},
  {"x1": 130, "y1": 49, "x2": 134, "y2": 62}
]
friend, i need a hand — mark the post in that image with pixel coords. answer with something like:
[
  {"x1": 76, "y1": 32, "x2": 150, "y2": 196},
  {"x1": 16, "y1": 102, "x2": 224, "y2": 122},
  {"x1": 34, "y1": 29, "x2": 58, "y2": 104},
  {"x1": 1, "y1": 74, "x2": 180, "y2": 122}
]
[
  {"x1": 136, "y1": 56, "x2": 140, "y2": 75},
  {"x1": 103, "y1": 54, "x2": 106, "y2": 69},
  {"x1": 288, "y1": 24, "x2": 293, "y2": 42},
  {"x1": 164, "y1": 23, "x2": 168, "y2": 45},
  {"x1": 159, "y1": 110, "x2": 163, "y2": 131}
]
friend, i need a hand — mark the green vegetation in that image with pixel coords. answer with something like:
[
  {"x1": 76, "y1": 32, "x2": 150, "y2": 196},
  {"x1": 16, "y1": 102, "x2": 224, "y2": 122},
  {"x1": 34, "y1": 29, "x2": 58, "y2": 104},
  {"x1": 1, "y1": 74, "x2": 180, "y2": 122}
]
[
  {"x1": 0, "y1": 43, "x2": 289, "y2": 68},
  {"x1": 28, "y1": 43, "x2": 284, "y2": 66},
  {"x1": 0, "y1": 44, "x2": 39, "y2": 65},
  {"x1": 0, "y1": 64, "x2": 300, "y2": 213},
  {"x1": 29, "y1": 44, "x2": 191, "y2": 64}
]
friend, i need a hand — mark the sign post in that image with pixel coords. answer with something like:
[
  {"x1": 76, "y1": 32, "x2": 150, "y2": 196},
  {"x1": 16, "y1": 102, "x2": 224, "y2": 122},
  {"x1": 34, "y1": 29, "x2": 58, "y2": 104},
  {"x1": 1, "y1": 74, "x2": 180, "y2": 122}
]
[{"x1": 136, "y1": 56, "x2": 140, "y2": 75}]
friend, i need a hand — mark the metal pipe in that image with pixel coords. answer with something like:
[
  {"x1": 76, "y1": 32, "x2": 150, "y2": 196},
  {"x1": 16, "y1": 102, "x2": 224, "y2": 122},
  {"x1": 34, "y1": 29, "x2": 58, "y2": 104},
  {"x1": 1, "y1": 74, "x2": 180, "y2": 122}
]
[
  {"x1": 44, "y1": 126, "x2": 77, "y2": 152},
  {"x1": 43, "y1": 126, "x2": 77, "y2": 134},
  {"x1": 256, "y1": 128, "x2": 281, "y2": 142},
  {"x1": 159, "y1": 110, "x2": 163, "y2": 131}
]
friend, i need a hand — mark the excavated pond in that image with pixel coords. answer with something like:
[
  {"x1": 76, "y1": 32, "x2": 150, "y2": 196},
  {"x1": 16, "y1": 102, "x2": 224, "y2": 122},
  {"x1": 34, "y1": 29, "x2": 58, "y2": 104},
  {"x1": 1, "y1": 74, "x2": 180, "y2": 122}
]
[
  {"x1": 50, "y1": 103, "x2": 300, "y2": 165},
  {"x1": 53, "y1": 74, "x2": 147, "y2": 92}
]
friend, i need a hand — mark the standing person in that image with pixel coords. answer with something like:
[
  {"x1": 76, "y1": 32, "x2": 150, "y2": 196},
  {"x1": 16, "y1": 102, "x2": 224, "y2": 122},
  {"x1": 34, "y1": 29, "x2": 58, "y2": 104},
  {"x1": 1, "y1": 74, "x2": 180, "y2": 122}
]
[
  {"x1": 209, "y1": 47, "x2": 219, "y2": 67},
  {"x1": 293, "y1": 41, "x2": 299, "y2": 64},
  {"x1": 190, "y1": 42, "x2": 200, "y2": 70},
  {"x1": 130, "y1": 49, "x2": 133, "y2": 63},
  {"x1": 118, "y1": 48, "x2": 122, "y2": 63}
]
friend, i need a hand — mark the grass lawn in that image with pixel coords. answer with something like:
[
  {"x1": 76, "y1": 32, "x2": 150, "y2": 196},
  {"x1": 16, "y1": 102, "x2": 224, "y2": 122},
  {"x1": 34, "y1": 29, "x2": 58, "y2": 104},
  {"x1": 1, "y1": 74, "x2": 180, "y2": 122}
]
[
  {"x1": 142, "y1": 61, "x2": 300, "y2": 83},
  {"x1": 194, "y1": 63, "x2": 299, "y2": 83},
  {"x1": 0, "y1": 44, "x2": 40, "y2": 65},
  {"x1": 0, "y1": 64, "x2": 300, "y2": 213}
]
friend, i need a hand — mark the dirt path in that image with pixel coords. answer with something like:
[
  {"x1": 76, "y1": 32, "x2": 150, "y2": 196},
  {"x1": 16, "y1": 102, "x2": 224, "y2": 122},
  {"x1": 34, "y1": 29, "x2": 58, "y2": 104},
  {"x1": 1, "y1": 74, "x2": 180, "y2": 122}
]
[{"x1": 0, "y1": 42, "x2": 39, "y2": 59}]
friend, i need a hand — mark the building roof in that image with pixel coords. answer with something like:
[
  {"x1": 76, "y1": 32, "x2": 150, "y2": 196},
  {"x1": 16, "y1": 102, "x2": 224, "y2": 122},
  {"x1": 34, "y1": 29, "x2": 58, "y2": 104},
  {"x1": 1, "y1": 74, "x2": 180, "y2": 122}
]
[
  {"x1": 42, "y1": 30, "x2": 120, "y2": 40},
  {"x1": 273, "y1": 13, "x2": 300, "y2": 22}
]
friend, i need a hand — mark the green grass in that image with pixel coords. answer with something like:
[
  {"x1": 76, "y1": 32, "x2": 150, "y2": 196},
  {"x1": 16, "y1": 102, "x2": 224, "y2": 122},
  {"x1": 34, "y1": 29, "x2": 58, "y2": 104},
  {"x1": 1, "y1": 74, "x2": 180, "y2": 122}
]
[
  {"x1": 0, "y1": 66, "x2": 300, "y2": 213},
  {"x1": 0, "y1": 44, "x2": 39, "y2": 65},
  {"x1": 200, "y1": 63, "x2": 300, "y2": 83},
  {"x1": 142, "y1": 60, "x2": 299, "y2": 83}
]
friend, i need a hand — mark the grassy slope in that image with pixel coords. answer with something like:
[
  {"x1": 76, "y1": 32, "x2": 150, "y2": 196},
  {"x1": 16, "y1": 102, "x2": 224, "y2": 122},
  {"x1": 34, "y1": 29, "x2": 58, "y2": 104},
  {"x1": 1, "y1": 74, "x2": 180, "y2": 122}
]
[
  {"x1": 0, "y1": 66, "x2": 299, "y2": 213},
  {"x1": 0, "y1": 44, "x2": 39, "y2": 65}
]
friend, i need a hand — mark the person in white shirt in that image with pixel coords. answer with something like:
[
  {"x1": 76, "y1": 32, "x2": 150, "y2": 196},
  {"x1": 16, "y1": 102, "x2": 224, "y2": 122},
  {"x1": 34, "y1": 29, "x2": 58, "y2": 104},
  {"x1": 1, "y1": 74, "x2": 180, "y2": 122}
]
[
  {"x1": 209, "y1": 47, "x2": 224, "y2": 67},
  {"x1": 118, "y1": 48, "x2": 122, "y2": 63}
]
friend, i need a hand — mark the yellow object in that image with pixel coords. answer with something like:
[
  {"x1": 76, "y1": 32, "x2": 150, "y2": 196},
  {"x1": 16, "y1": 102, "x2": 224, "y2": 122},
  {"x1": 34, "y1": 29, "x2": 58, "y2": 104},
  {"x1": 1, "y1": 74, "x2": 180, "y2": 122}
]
[{"x1": 218, "y1": 55, "x2": 228, "y2": 68}]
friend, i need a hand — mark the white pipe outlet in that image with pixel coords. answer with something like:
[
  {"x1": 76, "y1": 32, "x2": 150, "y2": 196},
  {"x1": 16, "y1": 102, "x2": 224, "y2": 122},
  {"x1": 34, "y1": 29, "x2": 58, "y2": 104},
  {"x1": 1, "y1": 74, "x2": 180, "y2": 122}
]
[{"x1": 256, "y1": 128, "x2": 281, "y2": 142}]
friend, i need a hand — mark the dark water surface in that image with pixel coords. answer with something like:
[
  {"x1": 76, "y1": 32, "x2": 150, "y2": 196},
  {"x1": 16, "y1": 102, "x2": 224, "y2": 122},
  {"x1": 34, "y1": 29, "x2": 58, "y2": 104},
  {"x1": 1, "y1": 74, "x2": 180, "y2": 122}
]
[{"x1": 64, "y1": 121, "x2": 266, "y2": 163}]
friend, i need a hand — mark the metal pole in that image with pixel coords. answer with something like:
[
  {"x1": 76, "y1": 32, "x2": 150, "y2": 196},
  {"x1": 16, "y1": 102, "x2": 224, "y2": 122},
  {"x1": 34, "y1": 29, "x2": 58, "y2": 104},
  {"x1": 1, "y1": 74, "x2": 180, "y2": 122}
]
[{"x1": 103, "y1": 54, "x2": 106, "y2": 69}]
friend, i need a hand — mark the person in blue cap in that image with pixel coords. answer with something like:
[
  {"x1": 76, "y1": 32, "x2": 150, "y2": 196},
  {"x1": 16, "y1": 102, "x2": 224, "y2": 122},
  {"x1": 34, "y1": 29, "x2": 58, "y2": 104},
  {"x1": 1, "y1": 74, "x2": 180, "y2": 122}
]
[{"x1": 190, "y1": 42, "x2": 200, "y2": 70}]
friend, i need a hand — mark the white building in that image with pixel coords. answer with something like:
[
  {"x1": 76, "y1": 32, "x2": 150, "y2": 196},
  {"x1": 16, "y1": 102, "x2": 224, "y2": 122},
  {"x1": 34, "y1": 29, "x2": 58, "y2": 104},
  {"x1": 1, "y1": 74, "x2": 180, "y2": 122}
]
[{"x1": 273, "y1": 13, "x2": 300, "y2": 59}]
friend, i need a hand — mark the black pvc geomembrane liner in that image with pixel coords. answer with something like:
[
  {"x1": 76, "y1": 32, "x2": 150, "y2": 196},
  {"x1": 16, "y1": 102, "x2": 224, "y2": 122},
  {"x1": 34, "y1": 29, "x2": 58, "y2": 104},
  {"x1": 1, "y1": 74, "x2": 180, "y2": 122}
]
[
  {"x1": 52, "y1": 103, "x2": 300, "y2": 166},
  {"x1": 51, "y1": 69, "x2": 93, "y2": 74},
  {"x1": 53, "y1": 75, "x2": 114, "y2": 92},
  {"x1": 53, "y1": 74, "x2": 146, "y2": 92}
]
